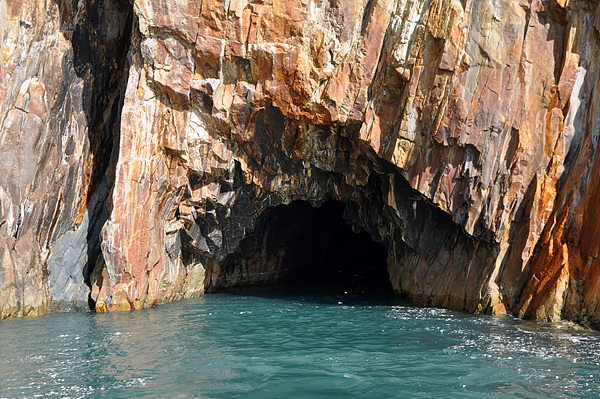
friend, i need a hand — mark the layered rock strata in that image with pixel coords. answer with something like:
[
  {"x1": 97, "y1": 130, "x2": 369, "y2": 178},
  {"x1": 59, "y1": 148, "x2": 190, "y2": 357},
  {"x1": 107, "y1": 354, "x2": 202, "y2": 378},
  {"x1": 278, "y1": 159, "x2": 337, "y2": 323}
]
[{"x1": 2, "y1": 0, "x2": 600, "y2": 328}]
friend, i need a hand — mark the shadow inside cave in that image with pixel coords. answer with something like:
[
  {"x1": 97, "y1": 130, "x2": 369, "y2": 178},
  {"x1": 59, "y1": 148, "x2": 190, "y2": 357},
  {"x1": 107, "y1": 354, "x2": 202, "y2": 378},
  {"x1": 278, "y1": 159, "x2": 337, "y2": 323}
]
[{"x1": 215, "y1": 200, "x2": 395, "y2": 303}]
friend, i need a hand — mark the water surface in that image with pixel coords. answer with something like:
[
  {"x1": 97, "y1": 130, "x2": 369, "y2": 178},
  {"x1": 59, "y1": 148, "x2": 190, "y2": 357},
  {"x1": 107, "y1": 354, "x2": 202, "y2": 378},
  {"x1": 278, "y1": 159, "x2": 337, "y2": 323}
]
[{"x1": 1, "y1": 291, "x2": 599, "y2": 398}]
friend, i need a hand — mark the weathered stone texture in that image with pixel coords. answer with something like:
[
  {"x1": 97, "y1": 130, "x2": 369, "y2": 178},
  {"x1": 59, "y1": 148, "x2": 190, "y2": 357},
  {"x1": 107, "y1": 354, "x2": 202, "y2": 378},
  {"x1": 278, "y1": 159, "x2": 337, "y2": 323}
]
[
  {"x1": 0, "y1": 0, "x2": 131, "y2": 316},
  {"x1": 3, "y1": 0, "x2": 600, "y2": 328}
]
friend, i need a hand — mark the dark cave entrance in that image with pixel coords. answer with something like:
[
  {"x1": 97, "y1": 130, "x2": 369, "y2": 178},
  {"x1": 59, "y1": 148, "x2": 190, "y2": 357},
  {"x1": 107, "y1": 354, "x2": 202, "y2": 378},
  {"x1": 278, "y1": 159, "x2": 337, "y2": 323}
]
[
  {"x1": 276, "y1": 200, "x2": 391, "y2": 294},
  {"x1": 217, "y1": 200, "x2": 393, "y2": 298}
]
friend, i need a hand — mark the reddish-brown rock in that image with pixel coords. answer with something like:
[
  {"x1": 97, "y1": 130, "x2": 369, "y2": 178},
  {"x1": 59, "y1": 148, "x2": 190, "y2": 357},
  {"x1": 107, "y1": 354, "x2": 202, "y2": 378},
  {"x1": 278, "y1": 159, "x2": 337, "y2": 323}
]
[
  {"x1": 0, "y1": 0, "x2": 132, "y2": 316},
  {"x1": 3, "y1": 0, "x2": 600, "y2": 329}
]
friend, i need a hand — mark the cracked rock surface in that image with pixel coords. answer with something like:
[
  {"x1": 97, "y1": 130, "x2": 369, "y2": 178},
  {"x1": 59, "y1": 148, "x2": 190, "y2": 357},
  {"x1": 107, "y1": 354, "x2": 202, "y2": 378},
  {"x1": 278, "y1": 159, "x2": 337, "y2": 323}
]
[{"x1": 2, "y1": 0, "x2": 600, "y2": 328}]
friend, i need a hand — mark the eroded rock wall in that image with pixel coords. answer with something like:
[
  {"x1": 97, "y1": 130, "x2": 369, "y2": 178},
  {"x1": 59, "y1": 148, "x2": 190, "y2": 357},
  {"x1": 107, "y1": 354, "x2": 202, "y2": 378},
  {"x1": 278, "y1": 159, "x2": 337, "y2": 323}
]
[
  {"x1": 3, "y1": 0, "x2": 600, "y2": 327},
  {"x1": 0, "y1": 0, "x2": 131, "y2": 316}
]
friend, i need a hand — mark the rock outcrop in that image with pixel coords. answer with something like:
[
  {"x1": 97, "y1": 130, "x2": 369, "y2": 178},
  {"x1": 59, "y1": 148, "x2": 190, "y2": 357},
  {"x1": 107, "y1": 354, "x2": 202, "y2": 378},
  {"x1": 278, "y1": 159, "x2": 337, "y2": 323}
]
[{"x1": 2, "y1": 0, "x2": 600, "y2": 328}]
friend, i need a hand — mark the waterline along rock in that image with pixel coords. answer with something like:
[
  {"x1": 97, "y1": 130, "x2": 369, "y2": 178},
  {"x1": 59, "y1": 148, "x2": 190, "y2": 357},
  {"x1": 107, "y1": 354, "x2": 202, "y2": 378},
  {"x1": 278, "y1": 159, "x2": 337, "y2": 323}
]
[{"x1": 2, "y1": 0, "x2": 600, "y2": 328}]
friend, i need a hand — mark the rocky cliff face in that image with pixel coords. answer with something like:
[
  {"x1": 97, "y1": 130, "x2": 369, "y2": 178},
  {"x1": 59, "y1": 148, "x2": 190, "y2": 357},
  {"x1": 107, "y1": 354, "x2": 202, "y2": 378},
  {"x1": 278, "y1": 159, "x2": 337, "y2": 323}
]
[
  {"x1": 0, "y1": 0, "x2": 132, "y2": 315},
  {"x1": 2, "y1": 0, "x2": 600, "y2": 327}
]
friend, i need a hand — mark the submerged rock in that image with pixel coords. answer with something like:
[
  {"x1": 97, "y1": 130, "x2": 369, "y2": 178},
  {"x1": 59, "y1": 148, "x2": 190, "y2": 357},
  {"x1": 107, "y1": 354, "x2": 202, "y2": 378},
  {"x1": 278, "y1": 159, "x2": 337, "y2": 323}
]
[{"x1": 2, "y1": 0, "x2": 600, "y2": 328}]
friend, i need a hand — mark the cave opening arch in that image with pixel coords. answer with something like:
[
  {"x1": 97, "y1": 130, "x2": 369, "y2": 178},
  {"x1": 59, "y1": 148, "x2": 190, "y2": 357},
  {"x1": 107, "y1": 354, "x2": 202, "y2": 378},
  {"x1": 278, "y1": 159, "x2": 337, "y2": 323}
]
[{"x1": 210, "y1": 199, "x2": 393, "y2": 298}]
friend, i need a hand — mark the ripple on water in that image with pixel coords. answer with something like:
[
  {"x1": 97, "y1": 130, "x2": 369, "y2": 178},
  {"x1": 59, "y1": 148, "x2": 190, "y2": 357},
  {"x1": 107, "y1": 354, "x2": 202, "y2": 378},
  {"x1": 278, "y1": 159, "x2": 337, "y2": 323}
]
[{"x1": 1, "y1": 294, "x2": 600, "y2": 398}]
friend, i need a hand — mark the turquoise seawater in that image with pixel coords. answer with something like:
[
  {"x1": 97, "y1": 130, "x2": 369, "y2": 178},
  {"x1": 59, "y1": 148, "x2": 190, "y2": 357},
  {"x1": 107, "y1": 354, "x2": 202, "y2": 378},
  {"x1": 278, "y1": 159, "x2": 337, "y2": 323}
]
[{"x1": 1, "y1": 291, "x2": 599, "y2": 398}]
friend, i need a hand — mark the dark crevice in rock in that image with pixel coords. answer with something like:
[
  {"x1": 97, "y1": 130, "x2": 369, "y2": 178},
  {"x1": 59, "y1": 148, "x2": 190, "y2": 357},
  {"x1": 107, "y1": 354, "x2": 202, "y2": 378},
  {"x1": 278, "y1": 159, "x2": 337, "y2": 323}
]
[
  {"x1": 360, "y1": 0, "x2": 374, "y2": 35},
  {"x1": 72, "y1": 0, "x2": 133, "y2": 201},
  {"x1": 58, "y1": 0, "x2": 133, "y2": 310}
]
